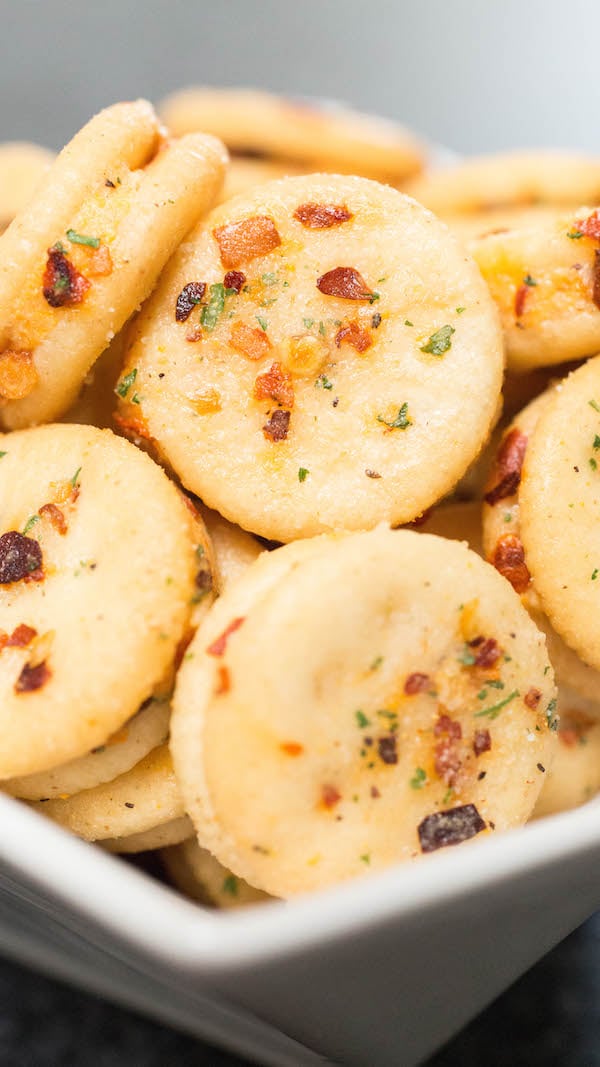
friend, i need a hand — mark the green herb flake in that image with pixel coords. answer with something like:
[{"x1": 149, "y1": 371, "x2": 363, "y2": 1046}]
[
  {"x1": 66, "y1": 228, "x2": 100, "y2": 249},
  {"x1": 589, "y1": 399, "x2": 600, "y2": 412},
  {"x1": 523, "y1": 274, "x2": 537, "y2": 287},
  {"x1": 22, "y1": 515, "x2": 39, "y2": 535},
  {"x1": 222, "y1": 875, "x2": 239, "y2": 897},
  {"x1": 318, "y1": 321, "x2": 326, "y2": 336},
  {"x1": 474, "y1": 688, "x2": 519, "y2": 720},
  {"x1": 303, "y1": 317, "x2": 315, "y2": 329},
  {"x1": 456, "y1": 306, "x2": 466, "y2": 314},
  {"x1": 410, "y1": 767, "x2": 427, "y2": 790},
  {"x1": 70, "y1": 466, "x2": 82, "y2": 487},
  {"x1": 115, "y1": 368, "x2": 137, "y2": 399},
  {"x1": 355, "y1": 709, "x2": 371, "y2": 728},
  {"x1": 477, "y1": 689, "x2": 488, "y2": 701},
  {"x1": 261, "y1": 272, "x2": 278, "y2": 286},
  {"x1": 504, "y1": 512, "x2": 512, "y2": 523},
  {"x1": 315, "y1": 374, "x2": 333, "y2": 390},
  {"x1": 369, "y1": 291, "x2": 380, "y2": 304},
  {"x1": 370, "y1": 655, "x2": 383, "y2": 671},
  {"x1": 201, "y1": 282, "x2": 236, "y2": 332},
  {"x1": 458, "y1": 646, "x2": 476, "y2": 666},
  {"x1": 51, "y1": 241, "x2": 66, "y2": 254},
  {"x1": 0, "y1": 452, "x2": 6, "y2": 459},
  {"x1": 442, "y1": 787, "x2": 454, "y2": 806},
  {"x1": 590, "y1": 458, "x2": 598, "y2": 471},
  {"x1": 404, "y1": 319, "x2": 414, "y2": 327},
  {"x1": 486, "y1": 679, "x2": 505, "y2": 689},
  {"x1": 567, "y1": 230, "x2": 583, "y2": 239},
  {"x1": 131, "y1": 393, "x2": 141, "y2": 405},
  {"x1": 546, "y1": 697, "x2": 558, "y2": 730},
  {"x1": 377, "y1": 402, "x2": 411, "y2": 430},
  {"x1": 592, "y1": 569, "x2": 599, "y2": 581},
  {"x1": 359, "y1": 853, "x2": 371, "y2": 865},
  {"x1": 298, "y1": 467, "x2": 309, "y2": 482},
  {"x1": 593, "y1": 435, "x2": 600, "y2": 451},
  {"x1": 420, "y1": 324, "x2": 455, "y2": 356},
  {"x1": 256, "y1": 315, "x2": 268, "y2": 332}
]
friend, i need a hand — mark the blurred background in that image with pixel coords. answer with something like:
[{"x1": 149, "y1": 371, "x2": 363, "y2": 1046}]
[
  {"x1": 2, "y1": 0, "x2": 598, "y2": 155},
  {"x1": 1, "y1": 0, "x2": 600, "y2": 1063}
]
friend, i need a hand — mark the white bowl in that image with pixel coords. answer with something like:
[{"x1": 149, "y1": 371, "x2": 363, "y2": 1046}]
[{"x1": 2, "y1": 788, "x2": 600, "y2": 1065}]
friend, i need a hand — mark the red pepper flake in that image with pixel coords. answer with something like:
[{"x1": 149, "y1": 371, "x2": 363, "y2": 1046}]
[
  {"x1": 186, "y1": 325, "x2": 203, "y2": 343},
  {"x1": 316, "y1": 267, "x2": 373, "y2": 301},
  {"x1": 230, "y1": 320, "x2": 272, "y2": 361},
  {"x1": 472, "y1": 637, "x2": 500, "y2": 669},
  {"x1": 293, "y1": 203, "x2": 353, "y2": 229},
  {"x1": 473, "y1": 728, "x2": 492, "y2": 756},
  {"x1": 434, "y1": 714, "x2": 462, "y2": 740},
  {"x1": 418, "y1": 804, "x2": 486, "y2": 853},
  {"x1": 253, "y1": 362, "x2": 294, "y2": 408},
  {"x1": 0, "y1": 349, "x2": 39, "y2": 400},
  {"x1": 6, "y1": 623, "x2": 37, "y2": 648},
  {"x1": 38, "y1": 503, "x2": 67, "y2": 535},
  {"x1": 370, "y1": 785, "x2": 381, "y2": 799},
  {"x1": 223, "y1": 270, "x2": 246, "y2": 292},
  {"x1": 573, "y1": 210, "x2": 600, "y2": 240},
  {"x1": 321, "y1": 783, "x2": 342, "y2": 809},
  {"x1": 491, "y1": 534, "x2": 531, "y2": 593},
  {"x1": 175, "y1": 282, "x2": 206, "y2": 322},
  {"x1": 43, "y1": 246, "x2": 90, "y2": 307},
  {"x1": 514, "y1": 284, "x2": 530, "y2": 318},
  {"x1": 215, "y1": 665, "x2": 230, "y2": 695},
  {"x1": 378, "y1": 735, "x2": 398, "y2": 765},
  {"x1": 404, "y1": 672, "x2": 430, "y2": 695},
  {"x1": 334, "y1": 321, "x2": 372, "y2": 353},
  {"x1": 213, "y1": 216, "x2": 281, "y2": 268},
  {"x1": 484, "y1": 429, "x2": 528, "y2": 505},
  {"x1": 14, "y1": 660, "x2": 51, "y2": 694},
  {"x1": 86, "y1": 245, "x2": 113, "y2": 277},
  {"x1": 263, "y1": 408, "x2": 290, "y2": 442},
  {"x1": 593, "y1": 248, "x2": 600, "y2": 311},
  {"x1": 206, "y1": 616, "x2": 246, "y2": 657},
  {"x1": 280, "y1": 741, "x2": 304, "y2": 756},
  {"x1": 524, "y1": 687, "x2": 542, "y2": 710},
  {"x1": 0, "y1": 531, "x2": 43, "y2": 584}
]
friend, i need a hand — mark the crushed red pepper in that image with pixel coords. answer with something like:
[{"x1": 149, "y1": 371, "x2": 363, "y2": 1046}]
[
  {"x1": 0, "y1": 349, "x2": 39, "y2": 400},
  {"x1": 321, "y1": 783, "x2": 342, "y2": 809},
  {"x1": 43, "y1": 246, "x2": 90, "y2": 307},
  {"x1": 484, "y1": 428, "x2": 528, "y2": 505},
  {"x1": 230, "y1": 321, "x2": 272, "y2": 360},
  {"x1": 316, "y1": 267, "x2": 373, "y2": 300},
  {"x1": 206, "y1": 616, "x2": 246, "y2": 657},
  {"x1": 433, "y1": 714, "x2": 463, "y2": 786},
  {"x1": 471, "y1": 637, "x2": 500, "y2": 669},
  {"x1": 253, "y1": 362, "x2": 294, "y2": 408},
  {"x1": 263, "y1": 408, "x2": 290, "y2": 442},
  {"x1": 0, "y1": 531, "x2": 42, "y2": 584},
  {"x1": 473, "y1": 728, "x2": 492, "y2": 756},
  {"x1": 404, "y1": 672, "x2": 430, "y2": 695},
  {"x1": 334, "y1": 321, "x2": 372, "y2": 353},
  {"x1": 514, "y1": 284, "x2": 530, "y2": 318},
  {"x1": 280, "y1": 741, "x2": 304, "y2": 756},
  {"x1": 6, "y1": 623, "x2": 37, "y2": 648},
  {"x1": 293, "y1": 203, "x2": 353, "y2": 228},
  {"x1": 418, "y1": 804, "x2": 487, "y2": 853},
  {"x1": 434, "y1": 714, "x2": 462, "y2": 740},
  {"x1": 215, "y1": 665, "x2": 230, "y2": 695},
  {"x1": 223, "y1": 270, "x2": 246, "y2": 292},
  {"x1": 491, "y1": 534, "x2": 531, "y2": 593},
  {"x1": 14, "y1": 660, "x2": 51, "y2": 694},
  {"x1": 378, "y1": 735, "x2": 398, "y2": 764},
  {"x1": 524, "y1": 687, "x2": 542, "y2": 710},
  {"x1": 573, "y1": 210, "x2": 600, "y2": 240},
  {"x1": 175, "y1": 282, "x2": 206, "y2": 322},
  {"x1": 38, "y1": 503, "x2": 67, "y2": 535},
  {"x1": 213, "y1": 216, "x2": 281, "y2": 268}
]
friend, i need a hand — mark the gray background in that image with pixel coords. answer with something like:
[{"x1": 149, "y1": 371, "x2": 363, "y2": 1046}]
[{"x1": 1, "y1": 0, "x2": 599, "y2": 155}]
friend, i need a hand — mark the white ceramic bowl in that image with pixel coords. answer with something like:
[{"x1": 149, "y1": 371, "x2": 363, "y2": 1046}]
[{"x1": 2, "y1": 788, "x2": 600, "y2": 1065}]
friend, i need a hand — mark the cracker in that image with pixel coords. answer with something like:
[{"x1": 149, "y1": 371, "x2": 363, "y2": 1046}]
[
  {"x1": 102, "y1": 815, "x2": 192, "y2": 853},
  {"x1": 162, "y1": 838, "x2": 271, "y2": 907}
]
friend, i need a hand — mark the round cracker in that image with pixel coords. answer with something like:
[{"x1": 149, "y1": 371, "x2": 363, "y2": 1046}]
[
  {"x1": 31, "y1": 745, "x2": 184, "y2": 840},
  {"x1": 0, "y1": 101, "x2": 227, "y2": 428},
  {"x1": 119, "y1": 174, "x2": 502, "y2": 540},
  {"x1": 159, "y1": 87, "x2": 424, "y2": 182},
  {"x1": 520, "y1": 355, "x2": 600, "y2": 672},
  {"x1": 3, "y1": 697, "x2": 170, "y2": 800},
  {"x1": 482, "y1": 388, "x2": 600, "y2": 701},
  {"x1": 471, "y1": 206, "x2": 600, "y2": 372},
  {"x1": 406, "y1": 152, "x2": 600, "y2": 216},
  {"x1": 199, "y1": 505, "x2": 263, "y2": 591},
  {"x1": 0, "y1": 142, "x2": 55, "y2": 232},
  {"x1": 172, "y1": 527, "x2": 556, "y2": 898},
  {"x1": 532, "y1": 688, "x2": 600, "y2": 818},
  {"x1": 162, "y1": 838, "x2": 271, "y2": 907},
  {"x1": 446, "y1": 204, "x2": 581, "y2": 245},
  {"x1": 0, "y1": 423, "x2": 200, "y2": 778},
  {"x1": 102, "y1": 815, "x2": 193, "y2": 853}
]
